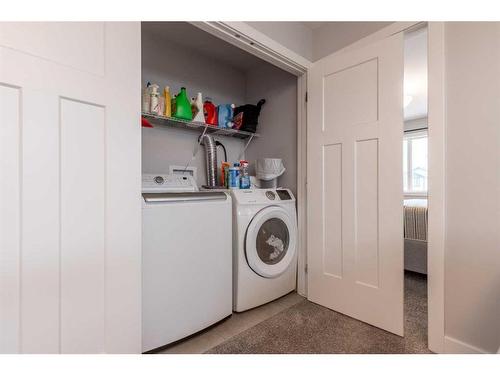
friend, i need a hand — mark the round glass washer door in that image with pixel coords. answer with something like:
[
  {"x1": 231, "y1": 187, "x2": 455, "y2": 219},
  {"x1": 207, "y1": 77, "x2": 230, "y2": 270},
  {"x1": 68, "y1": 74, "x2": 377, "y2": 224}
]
[{"x1": 245, "y1": 206, "x2": 297, "y2": 278}]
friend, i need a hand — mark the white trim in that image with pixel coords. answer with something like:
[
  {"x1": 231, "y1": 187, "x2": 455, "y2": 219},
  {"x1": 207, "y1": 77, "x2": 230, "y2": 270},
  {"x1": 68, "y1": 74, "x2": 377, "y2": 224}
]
[
  {"x1": 190, "y1": 22, "x2": 310, "y2": 77},
  {"x1": 427, "y1": 21, "x2": 446, "y2": 354},
  {"x1": 444, "y1": 336, "x2": 491, "y2": 354},
  {"x1": 296, "y1": 73, "x2": 307, "y2": 297}
]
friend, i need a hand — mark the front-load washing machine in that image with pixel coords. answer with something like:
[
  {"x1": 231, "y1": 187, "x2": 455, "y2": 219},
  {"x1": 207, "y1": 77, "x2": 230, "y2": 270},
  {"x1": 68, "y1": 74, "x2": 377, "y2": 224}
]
[{"x1": 231, "y1": 189, "x2": 297, "y2": 312}]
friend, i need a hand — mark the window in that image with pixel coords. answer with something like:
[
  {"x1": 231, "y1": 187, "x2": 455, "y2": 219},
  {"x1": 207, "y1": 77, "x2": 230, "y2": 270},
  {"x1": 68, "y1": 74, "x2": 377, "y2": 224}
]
[{"x1": 403, "y1": 130, "x2": 428, "y2": 195}]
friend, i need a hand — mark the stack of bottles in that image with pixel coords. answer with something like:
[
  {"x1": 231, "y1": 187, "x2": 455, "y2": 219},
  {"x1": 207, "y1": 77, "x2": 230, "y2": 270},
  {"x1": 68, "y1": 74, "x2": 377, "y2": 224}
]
[
  {"x1": 221, "y1": 160, "x2": 250, "y2": 190},
  {"x1": 142, "y1": 82, "x2": 236, "y2": 129}
]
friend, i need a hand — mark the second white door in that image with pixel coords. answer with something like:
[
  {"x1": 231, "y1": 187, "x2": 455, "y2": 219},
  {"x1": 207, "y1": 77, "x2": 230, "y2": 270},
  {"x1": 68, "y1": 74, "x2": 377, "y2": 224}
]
[{"x1": 307, "y1": 33, "x2": 404, "y2": 335}]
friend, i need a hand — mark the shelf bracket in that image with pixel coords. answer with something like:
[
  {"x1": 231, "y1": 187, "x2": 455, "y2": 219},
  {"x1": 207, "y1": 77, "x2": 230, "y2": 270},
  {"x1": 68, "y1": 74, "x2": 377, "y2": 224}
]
[{"x1": 238, "y1": 133, "x2": 255, "y2": 161}]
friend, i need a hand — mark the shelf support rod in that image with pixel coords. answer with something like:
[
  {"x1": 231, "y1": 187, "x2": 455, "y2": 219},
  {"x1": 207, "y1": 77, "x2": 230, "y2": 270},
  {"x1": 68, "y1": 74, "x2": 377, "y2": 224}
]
[
  {"x1": 182, "y1": 123, "x2": 210, "y2": 174},
  {"x1": 238, "y1": 133, "x2": 255, "y2": 161}
]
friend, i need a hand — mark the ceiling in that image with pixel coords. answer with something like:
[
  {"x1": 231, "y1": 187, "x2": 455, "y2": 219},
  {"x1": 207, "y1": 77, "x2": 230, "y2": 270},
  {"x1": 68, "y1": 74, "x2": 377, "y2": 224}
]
[
  {"x1": 142, "y1": 22, "x2": 269, "y2": 73},
  {"x1": 300, "y1": 22, "x2": 330, "y2": 30},
  {"x1": 404, "y1": 27, "x2": 428, "y2": 120}
]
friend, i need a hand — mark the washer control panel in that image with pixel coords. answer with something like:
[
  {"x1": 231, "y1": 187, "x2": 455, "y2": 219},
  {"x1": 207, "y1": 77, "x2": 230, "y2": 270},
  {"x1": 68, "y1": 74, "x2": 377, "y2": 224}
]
[
  {"x1": 231, "y1": 188, "x2": 295, "y2": 204},
  {"x1": 265, "y1": 191, "x2": 276, "y2": 200},
  {"x1": 142, "y1": 174, "x2": 198, "y2": 193},
  {"x1": 276, "y1": 189, "x2": 292, "y2": 200}
]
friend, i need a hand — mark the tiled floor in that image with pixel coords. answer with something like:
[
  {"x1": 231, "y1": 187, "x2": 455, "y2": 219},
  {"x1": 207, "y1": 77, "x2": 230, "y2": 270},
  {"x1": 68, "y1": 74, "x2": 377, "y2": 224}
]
[{"x1": 156, "y1": 292, "x2": 305, "y2": 354}]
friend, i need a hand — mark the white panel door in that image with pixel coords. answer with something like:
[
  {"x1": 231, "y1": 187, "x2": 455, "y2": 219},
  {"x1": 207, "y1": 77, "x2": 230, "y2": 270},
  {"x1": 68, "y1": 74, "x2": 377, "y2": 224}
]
[
  {"x1": 0, "y1": 22, "x2": 141, "y2": 353},
  {"x1": 307, "y1": 34, "x2": 404, "y2": 335},
  {"x1": 0, "y1": 84, "x2": 21, "y2": 353}
]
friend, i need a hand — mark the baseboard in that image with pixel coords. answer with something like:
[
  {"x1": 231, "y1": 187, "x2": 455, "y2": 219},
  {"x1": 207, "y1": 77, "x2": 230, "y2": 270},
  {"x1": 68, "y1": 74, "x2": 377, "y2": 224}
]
[{"x1": 444, "y1": 336, "x2": 492, "y2": 354}]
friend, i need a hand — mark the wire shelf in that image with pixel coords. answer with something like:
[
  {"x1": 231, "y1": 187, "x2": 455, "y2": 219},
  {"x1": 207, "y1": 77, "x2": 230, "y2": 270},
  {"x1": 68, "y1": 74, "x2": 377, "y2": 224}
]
[{"x1": 142, "y1": 112, "x2": 260, "y2": 139}]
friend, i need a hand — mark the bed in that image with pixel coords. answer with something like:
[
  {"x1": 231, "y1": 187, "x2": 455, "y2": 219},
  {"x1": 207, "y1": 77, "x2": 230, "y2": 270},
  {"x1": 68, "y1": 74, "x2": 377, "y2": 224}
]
[{"x1": 404, "y1": 198, "x2": 428, "y2": 274}]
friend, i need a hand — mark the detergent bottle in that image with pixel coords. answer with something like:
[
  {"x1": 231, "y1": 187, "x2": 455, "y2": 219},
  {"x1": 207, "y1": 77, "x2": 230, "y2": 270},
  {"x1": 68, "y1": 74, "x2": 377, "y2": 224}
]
[
  {"x1": 192, "y1": 93, "x2": 205, "y2": 123},
  {"x1": 149, "y1": 84, "x2": 160, "y2": 115},
  {"x1": 203, "y1": 98, "x2": 218, "y2": 126},
  {"x1": 217, "y1": 104, "x2": 235, "y2": 128},
  {"x1": 163, "y1": 86, "x2": 172, "y2": 117},
  {"x1": 142, "y1": 82, "x2": 151, "y2": 113},
  {"x1": 173, "y1": 87, "x2": 193, "y2": 121}
]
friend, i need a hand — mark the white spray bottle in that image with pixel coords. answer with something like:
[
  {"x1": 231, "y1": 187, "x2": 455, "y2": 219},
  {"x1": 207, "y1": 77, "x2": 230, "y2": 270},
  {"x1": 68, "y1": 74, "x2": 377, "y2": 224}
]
[{"x1": 193, "y1": 92, "x2": 205, "y2": 123}]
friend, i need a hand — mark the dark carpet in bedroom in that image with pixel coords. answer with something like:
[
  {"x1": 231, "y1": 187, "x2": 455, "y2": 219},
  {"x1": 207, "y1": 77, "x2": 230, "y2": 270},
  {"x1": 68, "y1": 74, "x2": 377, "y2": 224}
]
[{"x1": 207, "y1": 271, "x2": 432, "y2": 354}]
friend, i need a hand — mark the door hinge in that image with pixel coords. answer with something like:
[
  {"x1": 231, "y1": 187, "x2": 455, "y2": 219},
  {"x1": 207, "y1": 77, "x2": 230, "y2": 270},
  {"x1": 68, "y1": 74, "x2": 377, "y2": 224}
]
[
  {"x1": 305, "y1": 91, "x2": 308, "y2": 103},
  {"x1": 305, "y1": 264, "x2": 308, "y2": 273}
]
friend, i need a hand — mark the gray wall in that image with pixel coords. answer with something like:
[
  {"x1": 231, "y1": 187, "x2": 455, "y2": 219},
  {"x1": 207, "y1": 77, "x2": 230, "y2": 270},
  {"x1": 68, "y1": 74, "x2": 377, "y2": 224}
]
[
  {"x1": 245, "y1": 63, "x2": 297, "y2": 195},
  {"x1": 444, "y1": 22, "x2": 500, "y2": 353},
  {"x1": 141, "y1": 28, "x2": 247, "y2": 186},
  {"x1": 245, "y1": 22, "x2": 313, "y2": 61},
  {"x1": 243, "y1": 22, "x2": 392, "y2": 62},
  {"x1": 312, "y1": 22, "x2": 392, "y2": 61}
]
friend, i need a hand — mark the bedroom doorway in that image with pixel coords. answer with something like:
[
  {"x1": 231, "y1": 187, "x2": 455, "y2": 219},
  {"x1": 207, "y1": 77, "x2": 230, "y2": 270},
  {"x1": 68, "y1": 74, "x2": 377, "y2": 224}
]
[{"x1": 403, "y1": 25, "x2": 429, "y2": 350}]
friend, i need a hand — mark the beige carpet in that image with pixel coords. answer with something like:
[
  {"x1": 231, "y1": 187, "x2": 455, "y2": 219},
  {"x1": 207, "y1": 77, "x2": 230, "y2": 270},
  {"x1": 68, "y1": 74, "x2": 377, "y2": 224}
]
[{"x1": 207, "y1": 272, "x2": 432, "y2": 354}]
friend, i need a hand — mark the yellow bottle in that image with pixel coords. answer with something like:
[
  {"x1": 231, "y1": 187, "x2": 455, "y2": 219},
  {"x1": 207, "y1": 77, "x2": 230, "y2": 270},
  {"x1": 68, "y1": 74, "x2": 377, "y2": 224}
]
[{"x1": 163, "y1": 86, "x2": 172, "y2": 117}]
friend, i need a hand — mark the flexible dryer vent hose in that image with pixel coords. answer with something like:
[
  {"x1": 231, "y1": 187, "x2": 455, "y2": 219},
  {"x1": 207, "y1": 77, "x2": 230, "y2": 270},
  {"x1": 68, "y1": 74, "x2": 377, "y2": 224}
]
[{"x1": 199, "y1": 133, "x2": 218, "y2": 187}]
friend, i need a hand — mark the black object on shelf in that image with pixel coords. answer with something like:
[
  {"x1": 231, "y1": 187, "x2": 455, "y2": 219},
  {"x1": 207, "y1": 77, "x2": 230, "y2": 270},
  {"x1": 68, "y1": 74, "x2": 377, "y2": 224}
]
[{"x1": 233, "y1": 99, "x2": 266, "y2": 133}]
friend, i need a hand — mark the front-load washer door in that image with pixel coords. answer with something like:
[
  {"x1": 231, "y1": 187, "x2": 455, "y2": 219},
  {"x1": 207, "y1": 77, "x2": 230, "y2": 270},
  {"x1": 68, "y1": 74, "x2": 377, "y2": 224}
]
[{"x1": 245, "y1": 206, "x2": 297, "y2": 278}]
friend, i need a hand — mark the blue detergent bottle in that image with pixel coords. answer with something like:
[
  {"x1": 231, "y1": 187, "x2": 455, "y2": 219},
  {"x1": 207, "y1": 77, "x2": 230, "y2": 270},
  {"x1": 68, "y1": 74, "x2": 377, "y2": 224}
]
[{"x1": 217, "y1": 104, "x2": 235, "y2": 128}]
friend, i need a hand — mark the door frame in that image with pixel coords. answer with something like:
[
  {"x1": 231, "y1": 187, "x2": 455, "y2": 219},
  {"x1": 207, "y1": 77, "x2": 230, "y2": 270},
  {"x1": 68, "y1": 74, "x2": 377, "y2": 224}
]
[{"x1": 191, "y1": 21, "x2": 445, "y2": 353}]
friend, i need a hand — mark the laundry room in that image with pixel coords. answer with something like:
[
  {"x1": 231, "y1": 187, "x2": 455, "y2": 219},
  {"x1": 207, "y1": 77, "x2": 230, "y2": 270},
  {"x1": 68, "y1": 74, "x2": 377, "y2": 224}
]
[
  {"x1": 140, "y1": 21, "x2": 301, "y2": 353},
  {"x1": 4, "y1": 16, "x2": 500, "y2": 366},
  {"x1": 141, "y1": 22, "x2": 298, "y2": 192}
]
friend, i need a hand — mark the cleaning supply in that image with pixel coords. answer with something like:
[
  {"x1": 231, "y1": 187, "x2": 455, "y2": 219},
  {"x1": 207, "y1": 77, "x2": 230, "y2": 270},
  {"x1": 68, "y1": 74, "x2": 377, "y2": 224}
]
[
  {"x1": 163, "y1": 86, "x2": 172, "y2": 117},
  {"x1": 142, "y1": 82, "x2": 151, "y2": 113},
  {"x1": 221, "y1": 162, "x2": 230, "y2": 187},
  {"x1": 217, "y1": 104, "x2": 235, "y2": 128},
  {"x1": 228, "y1": 163, "x2": 240, "y2": 190},
  {"x1": 203, "y1": 98, "x2": 218, "y2": 126},
  {"x1": 191, "y1": 97, "x2": 197, "y2": 117},
  {"x1": 192, "y1": 93, "x2": 205, "y2": 123},
  {"x1": 239, "y1": 160, "x2": 250, "y2": 189},
  {"x1": 171, "y1": 95, "x2": 177, "y2": 117},
  {"x1": 173, "y1": 87, "x2": 192, "y2": 121},
  {"x1": 149, "y1": 84, "x2": 160, "y2": 115}
]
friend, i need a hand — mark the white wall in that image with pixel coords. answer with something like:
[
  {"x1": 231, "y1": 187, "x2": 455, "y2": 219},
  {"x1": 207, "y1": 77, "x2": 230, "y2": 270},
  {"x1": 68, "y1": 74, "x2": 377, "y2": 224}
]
[
  {"x1": 444, "y1": 22, "x2": 500, "y2": 353},
  {"x1": 141, "y1": 27, "x2": 247, "y2": 186},
  {"x1": 245, "y1": 63, "x2": 298, "y2": 194},
  {"x1": 312, "y1": 22, "x2": 392, "y2": 61}
]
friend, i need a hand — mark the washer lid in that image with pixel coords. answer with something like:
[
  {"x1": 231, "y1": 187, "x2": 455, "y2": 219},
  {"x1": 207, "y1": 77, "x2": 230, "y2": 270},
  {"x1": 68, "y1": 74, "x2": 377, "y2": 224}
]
[{"x1": 245, "y1": 206, "x2": 297, "y2": 278}]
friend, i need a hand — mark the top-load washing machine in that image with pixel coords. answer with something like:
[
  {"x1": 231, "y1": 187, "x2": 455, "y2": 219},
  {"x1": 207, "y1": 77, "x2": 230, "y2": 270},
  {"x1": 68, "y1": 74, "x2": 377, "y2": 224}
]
[
  {"x1": 142, "y1": 174, "x2": 232, "y2": 352},
  {"x1": 231, "y1": 188, "x2": 297, "y2": 312}
]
